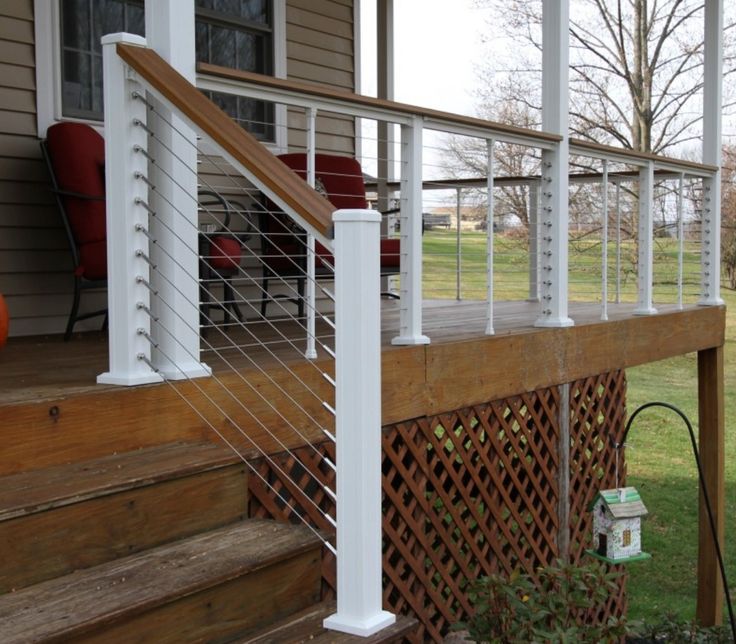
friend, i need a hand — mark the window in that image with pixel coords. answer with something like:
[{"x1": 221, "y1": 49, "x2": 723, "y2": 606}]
[
  {"x1": 36, "y1": 1, "x2": 284, "y2": 142},
  {"x1": 622, "y1": 529, "x2": 631, "y2": 548}
]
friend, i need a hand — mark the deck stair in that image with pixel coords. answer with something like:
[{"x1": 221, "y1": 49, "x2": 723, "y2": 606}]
[
  {"x1": 238, "y1": 601, "x2": 418, "y2": 643},
  {"x1": 0, "y1": 437, "x2": 416, "y2": 642}
]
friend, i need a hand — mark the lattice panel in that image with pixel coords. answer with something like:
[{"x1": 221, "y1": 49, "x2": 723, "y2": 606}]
[
  {"x1": 248, "y1": 441, "x2": 337, "y2": 596},
  {"x1": 248, "y1": 372, "x2": 628, "y2": 642},
  {"x1": 569, "y1": 370, "x2": 629, "y2": 620}
]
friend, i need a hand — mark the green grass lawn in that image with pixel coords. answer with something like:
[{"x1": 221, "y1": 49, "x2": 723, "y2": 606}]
[{"x1": 421, "y1": 230, "x2": 735, "y2": 624}]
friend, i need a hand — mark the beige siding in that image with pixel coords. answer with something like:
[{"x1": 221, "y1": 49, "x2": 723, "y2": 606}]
[
  {"x1": 0, "y1": 1, "x2": 104, "y2": 337},
  {"x1": 286, "y1": 0, "x2": 356, "y2": 155},
  {"x1": 0, "y1": 0, "x2": 356, "y2": 337}
]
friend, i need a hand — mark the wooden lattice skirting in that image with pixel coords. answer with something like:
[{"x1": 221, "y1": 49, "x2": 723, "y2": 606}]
[{"x1": 248, "y1": 370, "x2": 628, "y2": 642}]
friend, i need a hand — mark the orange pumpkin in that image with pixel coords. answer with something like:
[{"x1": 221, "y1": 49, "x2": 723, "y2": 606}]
[{"x1": 0, "y1": 293, "x2": 8, "y2": 349}]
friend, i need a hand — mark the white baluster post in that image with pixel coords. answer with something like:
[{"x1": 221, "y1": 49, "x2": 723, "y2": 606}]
[
  {"x1": 535, "y1": 0, "x2": 573, "y2": 328},
  {"x1": 392, "y1": 115, "x2": 429, "y2": 345},
  {"x1": 486, "y1": 139, "x2": 495, "y2": 335},
  {"x1": 677, "y1": 174, "x2": 685, "y2": 310},
  {"x1": 97, "y1": 34, "x2": 163, "y2": 386},
  {"x1": 634, "y1": 161, "x2": 657, "y2": 315},
  {"x1": 601, "y1": 159, "x2": 609, "y2": 321},
  {"x1": 324, "y1": 208, "x2": 396, "y2": 637},
  {"x1": 528, "y1": 179, "x2": 540, "y2": 302},
  {"x1": 305, "y1": 106, "x2": 318, "y2": 359}
]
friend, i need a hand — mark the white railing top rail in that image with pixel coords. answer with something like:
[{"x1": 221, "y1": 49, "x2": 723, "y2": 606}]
[{"x1": 195, "y1": 63, "x2": 562, "y2": 150}]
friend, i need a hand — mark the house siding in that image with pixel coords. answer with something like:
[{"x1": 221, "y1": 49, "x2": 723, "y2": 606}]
[{"x1": 0, "y1": 0, "x2": 356, "y2": 337}]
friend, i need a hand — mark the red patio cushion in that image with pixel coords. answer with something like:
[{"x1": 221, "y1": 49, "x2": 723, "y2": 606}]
[{"x1": 46, "y1": 123, "x2": 107, "y2": 280}]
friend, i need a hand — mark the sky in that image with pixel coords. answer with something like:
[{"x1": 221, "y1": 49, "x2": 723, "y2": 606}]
[{"x1": 359, "y1": 0, "x2": 487, "y2": 116}]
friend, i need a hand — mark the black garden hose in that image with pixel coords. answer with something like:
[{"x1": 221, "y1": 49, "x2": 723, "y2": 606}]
[{"x1": 623, "y1": 402, "x2": 735, "y2": 642}]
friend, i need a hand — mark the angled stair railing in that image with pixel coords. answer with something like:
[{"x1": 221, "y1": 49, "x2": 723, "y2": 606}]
[{"x1": 99, "y1": 33, "x2": 394, "y2": 636}]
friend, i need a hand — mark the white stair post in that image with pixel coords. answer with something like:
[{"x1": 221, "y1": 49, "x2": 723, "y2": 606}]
[
  {"x1": 392, "y1": 115, "x2": 429, "y2": 345},
  {"x1": 97, "y1": 34, "x2": 163, "y2": 386},
  {"x1": 146, "y1": 0, "x2": 211, "y2": 379},
  {"x1": 535, "y1": 0, "x2": 574, "y2": 328},
  {"x1": 324, "y1": 209, "x2": 396, "y2": 637},
  {"x1": 700, "y1": 0, "x2": 724, "y2": 306},
  {"x1": 305, "y1": 106, "x2": 318, "y2": 359},
  {"x1": 634, "y1": 161, "x2": 657, "y2": 315}
]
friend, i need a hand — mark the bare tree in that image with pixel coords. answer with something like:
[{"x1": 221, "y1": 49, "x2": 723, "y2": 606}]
[
  {"x1": 721, "y1": 145, "x2": 736, "y2": 288},
  {"x1": 474, "y1": 0, "x2": 734, "y2": 155}
]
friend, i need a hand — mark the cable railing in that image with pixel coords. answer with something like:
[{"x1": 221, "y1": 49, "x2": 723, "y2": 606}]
[
  {"x1": 101, "y1": 33, "x2": 393, "y2": 638},
  {"x1": 99, "y1": 29, "x2": 723, "y2": 640}
]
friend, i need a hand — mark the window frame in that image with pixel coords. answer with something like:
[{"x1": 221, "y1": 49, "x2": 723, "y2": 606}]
[{"x1": 34, "y1": 0, "x2": 287, "y2": 151}]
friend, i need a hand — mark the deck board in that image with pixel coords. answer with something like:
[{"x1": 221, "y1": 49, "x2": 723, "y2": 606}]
[{"x1": 0, "y1": 299, "x2": 715, "y2": 405}]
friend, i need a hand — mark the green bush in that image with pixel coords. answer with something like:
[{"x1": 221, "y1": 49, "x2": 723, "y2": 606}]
[
  {"x1": 631, "y1": 613, "x2": 733, "y2": 643},
  {"x1": 456, "y1": 560, "x2": 637, "y2": 643}
]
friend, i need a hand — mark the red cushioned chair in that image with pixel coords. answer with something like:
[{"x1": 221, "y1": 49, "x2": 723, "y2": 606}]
[
  {"x1": 41, "y1": 123, "x2": 245, "y2": 339},
  {"x1": 259, "y1": 153, "x2": 400, "y2": 317},
  {"x1": 41, "y1": 122, "x2": 108, "y2": 341}
]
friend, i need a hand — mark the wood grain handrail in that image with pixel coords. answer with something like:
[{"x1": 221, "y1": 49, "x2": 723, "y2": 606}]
[
  {"x1": 571, "y1": 138, "x2": 718, "y2": 175},
  {"x1": 196, "y1": 63, "x2": 563, "y2": 146},
  {"x1": 197, "y1": 63, "x2": 717, "y2": 178},
  {"x1": 117, "y1": 43, "x2": 334, "y2": 239}
]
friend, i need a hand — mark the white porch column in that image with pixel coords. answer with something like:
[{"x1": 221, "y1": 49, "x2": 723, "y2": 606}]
[
  {"x1": 392, "y1": 115, "x2": 429, "y2": 345},
  {"x1": 146, "y1": 0, "x2": 210, "y2": 379},
  {"x1": 536, "y1": 0, "x2": 573, "y2": 328},
  {"x1": 634, "y1": 161, "x2": 657, "y2": 315},
  {"x1": 324, "y1": 208, "x2": 396, "y2": 637},
  {"x1": 97, "y1": 33, "x2": 162, "y2": 386},
  {"x1": 700, "y1": 0, "x2": 724, "y2": 306}
]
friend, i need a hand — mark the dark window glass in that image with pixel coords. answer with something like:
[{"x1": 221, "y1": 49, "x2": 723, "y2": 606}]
[{"x1": 59, "y1": 0, "x2": 274, "y2": 140}]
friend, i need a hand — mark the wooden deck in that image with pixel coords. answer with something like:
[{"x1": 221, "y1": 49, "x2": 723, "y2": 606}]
[{"x1": 0, "y1": 299, "x2": 725, "y2": 406}]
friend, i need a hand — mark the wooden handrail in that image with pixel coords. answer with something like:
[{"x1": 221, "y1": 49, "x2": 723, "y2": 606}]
[
  {"x1": 571, "y1": 138, "x2": 718, "y2": 175},
  {"x1": 197, "y1": 63, "x2": 563, "y2": 146},
  {"x1": 117, "y1": 43, "x2": 334, "y2": 239},
  {"x1": 197, "y1": 63, "x2": 717, "y2": 179}
]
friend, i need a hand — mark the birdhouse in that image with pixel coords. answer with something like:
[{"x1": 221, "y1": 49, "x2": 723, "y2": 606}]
[{"x1": 586, "y1": 487, "x2": 651, "y2": 563}]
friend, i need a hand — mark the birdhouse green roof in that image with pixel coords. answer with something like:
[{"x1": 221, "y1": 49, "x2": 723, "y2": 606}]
[{"x1": 588, "y1": 487, "x2": 648, "y2": 519}]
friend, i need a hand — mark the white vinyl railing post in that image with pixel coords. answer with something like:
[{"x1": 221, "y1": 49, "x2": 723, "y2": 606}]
[
  {"x1": 528, "y1": 179, "x2": 540, "y2": 302},
  {"x1": 456, "y1": 187, "x2": 462, "y2": 301},
  {"x1": 145, "y1": 1, "x2": 210, "y2": 380},
  {"x1": 324, "y1": 208, "x2": 396, "y2": 637},
  {"x1": 677, "y1": 174, "x2": 685, "y2": 310},
  {"x1": 392, "y1": 115, "x2": 429, "y2": 345},
  {"x1": 600, "y1": 160, "x2": 609, "y2": 321},
  {"x1": 700, "y1": 0, "x2": 724, "y2": 306},
  {"x1": 615, "y1": 180, "x2": 622, "y2": 304},
  {"x1": 305, "y1": 106, "x2": 318, "y2": 359},
  {"x1": 485, "y1": 139, "x2": 495, "y2": 335},
  {"x1": 97, "y1": 34, "x2": 163, "y2": 386},
  {"x1": 634, "y1": 161, "x2": 657, "y2": 315},
  {"x1": 536, "y1": 0, "x2": 573, "y2": 328}
]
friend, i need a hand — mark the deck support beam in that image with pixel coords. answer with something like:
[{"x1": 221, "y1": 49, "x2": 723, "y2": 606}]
[
  {"x1": 696, "y1": 345, "x2": 725, "y2": 625},
  {"x1": 536, "y1": 0, "x2": 573, "y2": 328}
]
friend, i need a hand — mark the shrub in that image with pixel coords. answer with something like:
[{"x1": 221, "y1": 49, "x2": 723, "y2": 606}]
[{"x1": 456, "y1": 559, "x2": 636, "y2": 643}]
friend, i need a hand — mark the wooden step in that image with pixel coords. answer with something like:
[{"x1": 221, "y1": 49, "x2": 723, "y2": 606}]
[
  {"x1": 0, "y1": 441, "x2": 246, "y2": 592},
  {"x1": 0, "y1": 519, "x2": 323, "y2": 643},
  {"x1": 240, "y1": 601, "x2": 419, "y2": 643}
]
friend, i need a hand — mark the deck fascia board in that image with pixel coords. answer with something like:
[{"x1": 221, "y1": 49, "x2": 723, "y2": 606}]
[{"x1": 0, "y1": 305, "x2": 724, "y2": 475}]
